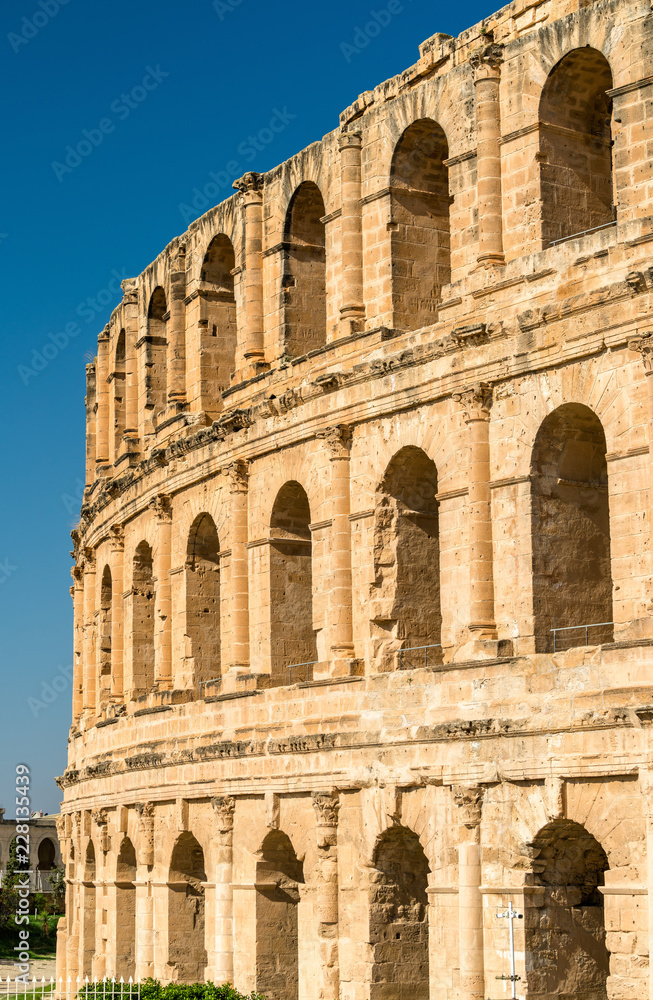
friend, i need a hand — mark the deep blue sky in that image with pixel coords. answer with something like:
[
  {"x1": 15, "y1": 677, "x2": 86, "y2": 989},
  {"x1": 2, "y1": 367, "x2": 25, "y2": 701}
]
[{"x1": 0, "y1": 0, "x2": 496, "y2": 815}]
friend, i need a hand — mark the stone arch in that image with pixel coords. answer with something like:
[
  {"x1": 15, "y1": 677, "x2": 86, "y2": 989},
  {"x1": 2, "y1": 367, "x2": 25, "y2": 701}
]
[
  {"x1": 115, "y1": 837, "x2": 136, "y2": 980},
  {"x1": 132, "y1": 541, "x2": 155, "y2": 697},
  {"x1": 282, "y1": 181, "x2": 327, "y2": 357},
  {"x1": 167, "y1": 832, "x2": 207, "y2": 982},
  {"x1": 37, "y1": 837, "x2": 56, "y2": 871},
  {"x1": 198, "y1": 234, "x2": 237, "y2": 415},
  {"x1": 186, "y1": 513, "x2": 221, "y2": 687},
  {"x1": 538, "y1": 48, "x2": 614, "y2": 245},
  {"x1": 99, "y1": 564, "x2": 112, "y2": 711},
  {"x1": 531, "y1": 403, "x2": 613, "y2": 651},
  {"x1": 371, "y1": 446, "x2": 441, "y2": 668},
  {"x1": 112, "y1": 330, "x2": 126, "y2": 458},
  {"x1": 146, "y1": 286, "x2": 168, "y2": 425},
  {"x1": 369, "y1": 825, "x2": 430, "y2": 1000},
  {"x1": 525, "y1": 820, "x2": 609, "y2": 1000},
  {"x1": 255, "y1": 829, "x2": 305, "y2": 1000},
  {"x1": 82, "y1": 840, "x2": 96, "y2": 977},
  {"x1": 269, "y1": 481, "x2": 317, "y2": 680},
  {"x1": 390, "y1": 119, "x2": 450, "y2": 330}
]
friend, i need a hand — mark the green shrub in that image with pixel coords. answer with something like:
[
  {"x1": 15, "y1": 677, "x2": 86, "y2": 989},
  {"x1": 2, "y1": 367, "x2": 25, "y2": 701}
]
[{"x1": 77, "y1": 979, "x2": 265, "y2": 1000}]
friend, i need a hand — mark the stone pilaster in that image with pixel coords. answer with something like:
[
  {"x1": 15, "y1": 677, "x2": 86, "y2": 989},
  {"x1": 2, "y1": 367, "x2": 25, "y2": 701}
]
[
  {"x1": 167, "y1": 246, "x2": 187, "y2": 405},
  {"x1": 85, "y1": 362, "x2": 97, "y2": 485},
  {"x1": 453, "y1": 383, "x2": 498, "y2": 651},
  {"x1": 109, "y1": 525, "x2": 124, "y2": 702},
  {"x1": 208, "y1": 795, "x2": 236, "y2": 983},
  {"x1": 121, "y1": 278, "x2": 140, "y2": 454},
  {"x1": 227, "y1": 460, "x2": 250, "y2": 674},
  {"x1": 629, "y1": 334, "x2": 653, "y2": 611},
  {"x1": 95, "y1": 328, "x2": 110, "y2": 472},
  {"x1": 82, "y1": 549, "x2": 97, "y2": 718},
  {"x1": 150, "y1": 494, "x2": 173, "y2": 689},
  {"x1": 72, "y1": 566, "x2": 84, "y2": 724},
  {"x1": 312, "y1": 791, "x2": 340, "y2": 1000},
  {"x1": 317, "y1": 425, "x2": 355, "y2": 677},
  {"x1": 135, "y1": 803, "x2": 155, "y2": 979},
  {"x1": 338, "y1": 130, "x2": 365, "y2": 335},
  {"x1": 453, "y1": 784, "x2": 485, "y2": 1000},
  {"x1": 232, "y1": 173, "x2": 266, "y2": 378},
  {"x1": 469, "y1": 44, "x2": 505, "y2": 266}
]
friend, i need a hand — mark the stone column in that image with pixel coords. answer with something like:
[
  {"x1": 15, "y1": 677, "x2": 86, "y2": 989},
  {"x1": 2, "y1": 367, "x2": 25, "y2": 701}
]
[
  {"x1": 338, "y1": 130, "x2": 365, "y2": 335},
  {"x1": 110, "y1": 525, "x2": 124, "y2": 702},
  {"x1": 135, "y1": 803, "x2": 155, "y2": 980},
  {"x1": 317, "y1": 425, "x2": 355, "y2": 676},
  {"x1": 453, "y1": 785, "x2": 485, "y2": 1000},
  {"x1": 72, "y1": 566, "x2": 84, "y2": 724},
  {"x1": 85, "y1": 363, "x2": 97, "y2": 486},
  {"x1": 453, "y1": 383, "x2": 497, "y2": 642},
  {"x1": 95, "y1": 328, "x2": 110, "y2": 473},
  {"x1": 227, "y1": 460, "x2": 250, "y2": 673},
  {"x1": 167, "y1": 246, "x2": 187, "y2": 405},
  {"x1": 629, "y1": 335, "x2": 653, "y2": 608},
  {"x1": 82, "y1": 549, "x2": 97, "y2": 718},
  {"x1": 121, "y1": 278, "x2": 140, "y2": 450},
  {"x1": 232, "y1": 172, "x2": 265, "y2": 377},
  {"x1": 150, "y1": 494, "x2": 173, "y2": 689},
  {"x1": 209, "y1": 795, "x2": 236, "y2": 984},
  {"x1": 469, "y1": 44, "x2": 505, "y2": 267},
  {"x1": 312, "y1": 792, "x2": 340, "y2": 1000}
]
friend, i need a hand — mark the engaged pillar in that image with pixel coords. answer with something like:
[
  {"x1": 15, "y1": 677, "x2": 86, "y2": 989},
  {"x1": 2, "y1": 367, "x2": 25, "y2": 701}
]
[
  {"x1": 227, "y1": 460, "x2": 250, "y2": 674},
  {"x1": 453, "y1": 383, "x2": 498, "y2": 649},
  {"x1": 71, "y1": 566, "x2": 84, "y2": 724},
  {"x1": 167, "y1": 246, "x2": 187, "y2": 406},
  {"x1": 82, "y1": 549, "x2": 97, "y2": 719},
  {"x1": 209, "y1": 796, "x2": 236, "y2": 984},
  {"x1": 232, "y1": 172, "x2": 266, "y2": 378},
  {"x1": 469, "y1": 44, "x2": 505, "y2": 267},
  {"x1": 453, "y1": 785, "x2": 485, "y2": 1000},
  {"x1": 135, "y1": 803, "x2": 155, "y2": 980},
  {"x1": 338, "y1": 130, "x2": 365, "y2": 335},
  {"x1": 629, "y1": 334, "x2": 653, "y2": 613},
  {"x1": 151, "y1": 494, "x2": 173, "y2": 690},
  {"x1": 95, "y1": 328, "x2": 110, "y2": 473},
  {"x1": 110, "y1": 525, "x2": 124, "y2": 702},
  {"x1": 312, "y1": 792, "x2": 340, "y2": 1000}
]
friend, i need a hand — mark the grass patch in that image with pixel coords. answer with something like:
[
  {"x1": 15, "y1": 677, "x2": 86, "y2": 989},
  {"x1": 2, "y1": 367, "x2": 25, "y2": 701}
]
[{"x1": 0, "y1": 914, "x2": 59, "y2": 963}]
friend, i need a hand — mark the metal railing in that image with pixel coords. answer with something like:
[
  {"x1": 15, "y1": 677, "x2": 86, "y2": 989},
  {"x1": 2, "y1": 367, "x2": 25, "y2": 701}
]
[
  {"x1": 547, "y1": 219, "x2": 617, "y2": 247},
  {"x1": 198, "y1": 676, "x2": 222, "y2": 698},
  {"x1": 0, "y1": 978, "x2": 141, "y2": 1000},
  {"x1": 0, "y1": 870, "x2": 57, "y2": 893},
  {"x1": 286, "y1": 660, "x2": 317, "y2": 684},
  {"x1": 551, "y1": 622, "x2": 614, "y2": 652},
  {"x1": 397, "y1": 644, "x2": 442, "y2": 670}
]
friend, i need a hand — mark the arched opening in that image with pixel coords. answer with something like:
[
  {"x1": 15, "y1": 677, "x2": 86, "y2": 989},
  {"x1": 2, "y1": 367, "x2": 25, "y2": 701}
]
[
  {"x1": 269, "y1": 482, "x2": 317, "y2": 681},
  {"x1": 112, "y1": 330, "x2": 126, "y2": 458},
  {"x1": 199, "y1": 235, "x2": 237, "y2": 413},
  {"x1": 371, "y1": 447, "x2": 441, "y2": 668},
  {"x1": 526, "y1": 820, "x2": 609, "y2": 999},
  {"x1": 390, "y1": 119, "x2": 450, "y2": 331},
  {"x1": 186, "y1": 513, "x2": 221, "y2": 687},
  {"x1": 115, "y1": 837, "x2": 136, "y2": 980},
  {"x1": 282, "y1": 182, "x2": 327, "y2": 357},
  {"x1": 369, "y1": 826, "x2": 430, "y2": 1000},
  {"x1": 99, "y1": 565, "x2": 112, "y2": 711},
  {"x1": 37, "y1": 837, "x2": 56, "y2": 871},
  {"x1": 146, "y1": 287, "x2": 168, "y2": 424},
  {"x1": 531, "y1": 404, "x2": 613, "y2": 651},
  {"x1": 132, "y1": 542, "x2": 155, "y2": 697},
  {"x1": 167, "y1": 833, "x2": 207, "y2": 983},
  {"x1": 256, "y1": 830, "x2": 305, "y2": 1000},
  {"x1": 539, "y1": 49, "x2": 614, "y2": 245},
  {"x1": 82, "y1": 840, "x2": 96, "y2": 977}
]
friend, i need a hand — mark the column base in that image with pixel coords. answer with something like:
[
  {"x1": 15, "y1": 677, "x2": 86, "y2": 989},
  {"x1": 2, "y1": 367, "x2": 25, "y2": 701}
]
[
  {"x1": 338, "y1": 305, "x2": 365, "y2": 337},
  {"x1": 476, "y1": 251, "x2": 505, "y2": 267},
  {"x1": 313, "y1": 647, "x2": 360, "y2": 680},
  {"x1": 453, "y1": 636, "x2": 513, "y2": 662}
]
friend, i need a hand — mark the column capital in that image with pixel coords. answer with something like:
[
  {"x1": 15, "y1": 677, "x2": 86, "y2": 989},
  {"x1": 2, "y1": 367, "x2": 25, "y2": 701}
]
[
  {"x1": 338, "y1": 129, "x2": 362, "y2": 151},
  {"x1": 211, "y1": 795, "x2": 236, "y2": 832},
  {"x1": 317, "y1": 423, "x2": 352, "y2": 458},
  {"x1": 312, "y1": 791, "x2": 340, "y2": 828},
  {"x1": 82, "y1": 547, "x2": 96, "y2": 570},
  {"x1": 452, "y1": 784, "x2": 484, "y2": 830},
  {"x1": 469, "y1": 42, "x2": 503, "y2": 79},
  {"x1": 227, "y1": 458, "x2": 249, "y2": 493},
  {"x1": 91, "y1": 808, "x2": 110, "y2": 853},
  {"x1": 149, "y1": 493, "x2": 172, "y2": 521},
  {"x1": 109, "y1": 524, "x2": 124, "y2": 551},
  {"x1": 629, "y1": 333, "x2": 653, "y2": 373},
  {"x1": 452, "y1": 382, "x2": 493, "y2": 422},
  {"x1": 233, "y1": 171, "x2": 264, "y2": 200}
]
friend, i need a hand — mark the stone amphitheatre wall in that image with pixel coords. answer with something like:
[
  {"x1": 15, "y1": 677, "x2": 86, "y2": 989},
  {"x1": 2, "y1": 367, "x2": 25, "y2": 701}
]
[{"x1": 56, "y1": 0, "x2": 653, "y2": 996}]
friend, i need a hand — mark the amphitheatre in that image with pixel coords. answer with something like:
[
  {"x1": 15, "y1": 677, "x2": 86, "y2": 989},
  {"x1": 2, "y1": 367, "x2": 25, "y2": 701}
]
[{"x1": 55, "y1": 0, "x2": 653, "y2": 995}]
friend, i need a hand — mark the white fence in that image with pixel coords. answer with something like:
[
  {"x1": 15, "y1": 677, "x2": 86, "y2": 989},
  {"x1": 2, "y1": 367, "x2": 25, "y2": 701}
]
[
  {"x1": 0, "y1": 870, "x2": 58, "y2": 893},
  {"x1": 0, "y1": 979, "x2": 141, "y2": 1000}
]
